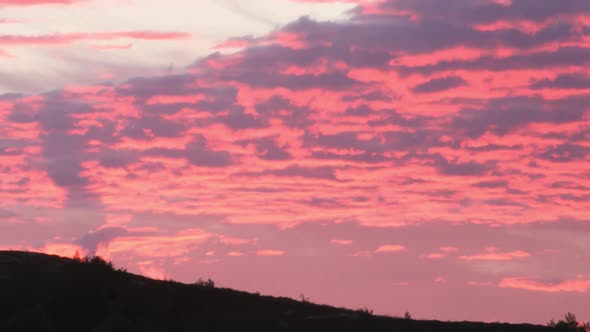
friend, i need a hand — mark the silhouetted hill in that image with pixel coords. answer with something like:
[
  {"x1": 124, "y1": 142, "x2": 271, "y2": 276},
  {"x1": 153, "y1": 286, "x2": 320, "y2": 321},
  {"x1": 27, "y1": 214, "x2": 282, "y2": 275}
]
[{"x1": 0, "y1": 250, "x2": 556, "y2": 332}]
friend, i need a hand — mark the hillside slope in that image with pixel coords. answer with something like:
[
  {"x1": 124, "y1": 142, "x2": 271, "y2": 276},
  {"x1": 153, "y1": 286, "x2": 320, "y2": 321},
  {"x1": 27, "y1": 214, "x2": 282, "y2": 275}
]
[{"x1": 0, "y1": 250, "x2": 555, "y2": 332}]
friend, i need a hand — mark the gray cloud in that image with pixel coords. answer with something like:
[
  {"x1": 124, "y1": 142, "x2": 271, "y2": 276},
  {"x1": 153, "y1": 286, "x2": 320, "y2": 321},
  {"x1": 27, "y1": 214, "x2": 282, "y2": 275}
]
[{"x1": 413, "y1": 76, "x2": 467, "y2": 94}]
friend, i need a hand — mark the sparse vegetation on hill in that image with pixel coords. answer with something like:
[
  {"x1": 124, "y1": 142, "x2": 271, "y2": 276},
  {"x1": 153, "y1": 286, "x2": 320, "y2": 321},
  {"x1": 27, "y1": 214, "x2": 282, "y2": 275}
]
[
  {"x1": 0, "y1": 250, "x2": 575, "y2": 332},
  {"x1": 548, "y1": 313, "x2": 590, "y2": 332}
]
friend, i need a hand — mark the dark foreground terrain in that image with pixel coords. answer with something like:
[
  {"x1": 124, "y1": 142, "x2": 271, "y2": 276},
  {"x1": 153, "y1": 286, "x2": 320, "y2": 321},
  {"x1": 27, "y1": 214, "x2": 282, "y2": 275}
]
[{"x1": 0, "y1": 250, "x2": 556, "y2": 332}]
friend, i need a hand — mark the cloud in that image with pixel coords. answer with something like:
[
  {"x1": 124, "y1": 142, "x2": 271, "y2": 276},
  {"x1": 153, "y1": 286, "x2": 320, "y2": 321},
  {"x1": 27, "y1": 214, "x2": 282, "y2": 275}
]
[
  {"x1": 459, "y1": 247, "x2": 530, "y2": 261},
  {"x1": 375, "y1": 244, "x2": 406, "y2": 253},
  {"x1": 472, "y1": 180, "x2": 508, "y2": 189},
  {"x1": 330, "y1": 239, "x2": 353, "y2": 245},
  {"x1": 238, "y1": 165, "x2": 340, "y2": 181},
  {"x1": 256, "y1": 249, "x2": 285, "y2": 256},
  {"x1": 36, "y1": 242, "x2": 85, "y2": 258},
  {"x1": 422, "y1": 253, "x2": 447, "y2": 259},
  {"x1": 412, "y1": 76, "x2": 467, "y2": 94},
  {"x1": 380, "y1": 0, "x2": 590, "y2": 24},
  {"x1": 530, "y1": 73, "x2": 590, "y2": 90},
  {"x1": 0, "y1": 0, "x2": 82, "y2": 5},
  {"x1": 0, "y1": 31, "x2": 191, "y2": 46},
  {"x1": 450, "y1": 97, "x2": 587, "y2": 138},
  {"x1": 251, "y1": 139, "x2": 293, "y2": 161},
  {"x1": 431, "y1": 154, "x2": 494, "y2": 177},
  {"x1": 185, "y1": 135, "x2": 234, "y2": 167},
  {"x1": 108, "y1": 229, "x2": 213, "y2": 258},
  {"x1": 499, "y1": 277, "x2": 590, "y2": 293},
  {"x1": 137, "y1": 262, "x2": 169, "y2": 280},
  {"x1": 0, "y1": 0, "x2": 587, "y2": 232},
  {"x1": 422, "y1": 247, "x2": 458, "y2": 259},
  {"x1": 289, "y1": 0, "x2": 361, "y2": 3},
  {"x1": 537, "y1": 144, "x2": 590, "y2": 163},
  {"x1": 396, "y1": 47, "x2": 590, "y2": 76},
  {"x1": 76, "y1": 227, "x2": 128, "y2": 252},
  {"x1": 434, "y1": 276, "x2": 447, "y2": 284}
]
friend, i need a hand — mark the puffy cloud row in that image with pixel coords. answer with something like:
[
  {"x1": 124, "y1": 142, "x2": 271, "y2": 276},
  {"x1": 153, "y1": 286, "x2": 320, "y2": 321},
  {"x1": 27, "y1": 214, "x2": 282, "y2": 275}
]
[{"x1": 1, "y1": 0, "x2": 589, "y2": 323}]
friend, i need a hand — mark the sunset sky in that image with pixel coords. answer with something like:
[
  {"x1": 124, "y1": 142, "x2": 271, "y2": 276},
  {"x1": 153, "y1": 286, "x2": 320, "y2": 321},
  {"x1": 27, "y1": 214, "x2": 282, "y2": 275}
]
[{"x1": 1, "y1": 0, "x2": 589, "y2": 324}]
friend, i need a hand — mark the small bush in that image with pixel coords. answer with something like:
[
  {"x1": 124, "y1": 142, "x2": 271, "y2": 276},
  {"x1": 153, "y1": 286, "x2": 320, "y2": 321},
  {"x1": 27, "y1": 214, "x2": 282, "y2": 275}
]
[
  {"x1": 194, "y1": 278, "x2": 215, "y2": 288},
  {"x1": 299, "y1": 294, "x2": 310, "y2": 303},
  {"x1": 358, "y1": 307, "x2": 373, "y2": 316},
  {"x1": 86, "y1": 255, "x2": 114, "y2": 269},
  {"x1": 549, "y1": 313, "x2": 590, "y2": 332},
  {"x1": 404, "y1": 311, "x2": 412, "y2": 320},
  {"x1": 74, "y1": 252, "x2": 116, "y2": 270}
]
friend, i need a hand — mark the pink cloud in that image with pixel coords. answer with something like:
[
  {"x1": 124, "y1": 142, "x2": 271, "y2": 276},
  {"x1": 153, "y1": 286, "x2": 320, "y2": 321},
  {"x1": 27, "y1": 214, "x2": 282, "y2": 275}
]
[
  {"x1": 352, "y1": 250, "x2": 373, "y2": 257},
  {"x1": 330, "y1": 239, "x2": 353, "y2": 245},
  {"x1": 434, "y1": 276, "x2": 447, "y2": 284},
  {"x1": 288, "y1": 0, "x2": 367, "y2": 3},
  {"x1": 422, "y1": 252, "x2": 447, "y2": 259},
  {"x1": 0, "y1": 19, "x2": 24, "y2": 24},
  {"x1": 91, "y1": 43, "x2": 134, "y2": 50},
  {"x1": 38, "y1": 242, "x2": 85, "y2": 258},
  {"x1": 218, "y1": 236, "x2": 253, "y2": 246},
  {"x1": 138, "y1": 262, "x2": 169, "y2": 280},
  {"x1": 459, "y1": 247, "x2": 531, "y2": 261},
  {"x1": 108, "y1": 229, "x2": 213, "y2": 258},
  {"x1": 499, "y1": 277, "x2": 590, "y2": 293},
  {"x1": 375, "y1": 245, "x2": 406, "y2": 253},
  {"x1": 0, "y1": 31, "x2": 190, "y2": 46},
  {"x1": 467, "y1": 281, "x2": 494, "y2": 287},
  {"x1": 422, "y1": 246, "x2": 459, "y2": 259},
  {"x1": 0, "y1": 0, "x2": 82, "y2": 5},
  {"x1": 256, "y1": 249, "x2": 285, "y2": 256}
]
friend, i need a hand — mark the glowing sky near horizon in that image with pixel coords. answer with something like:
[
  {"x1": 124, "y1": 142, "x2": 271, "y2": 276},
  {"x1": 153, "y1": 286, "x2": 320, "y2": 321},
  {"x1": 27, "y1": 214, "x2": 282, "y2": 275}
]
[{"x1": 1, "y1": 0, "x2": 589, "y2": 324}]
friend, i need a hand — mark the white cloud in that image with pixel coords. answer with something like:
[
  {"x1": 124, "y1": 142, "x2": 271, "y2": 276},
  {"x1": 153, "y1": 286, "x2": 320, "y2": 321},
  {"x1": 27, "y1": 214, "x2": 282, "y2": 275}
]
[{"x1": 0, "y1": 0, "x2": 355, "y2": 93}]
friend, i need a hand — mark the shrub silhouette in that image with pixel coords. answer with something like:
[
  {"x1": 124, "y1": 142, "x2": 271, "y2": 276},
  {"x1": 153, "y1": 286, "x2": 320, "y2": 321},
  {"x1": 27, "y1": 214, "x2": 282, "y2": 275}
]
[
  {"x1": 92, "y1": 255, "x2": 113, "y2": 268},
  {"x1": 193, "y1": 278, "x2": 215, "y2": 288},
  {"x1": 549, "y1": 313, "x2": 590, "y2": 332},
  {"x1": 299, "y1": 293, "x2": 310, "y2": 303},
  {"x1": 358, "y1": 307, "x2": 374, "y2": 316},
  {"x1": 76, "y1": 252, "x2": 115, "y2": 270}
]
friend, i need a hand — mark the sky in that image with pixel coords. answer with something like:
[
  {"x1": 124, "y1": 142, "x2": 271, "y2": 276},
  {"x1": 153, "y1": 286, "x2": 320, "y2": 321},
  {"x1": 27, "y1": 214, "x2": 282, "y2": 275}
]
[{"x1": 1, "y1": 0, "x2": 589, "y2": 325}]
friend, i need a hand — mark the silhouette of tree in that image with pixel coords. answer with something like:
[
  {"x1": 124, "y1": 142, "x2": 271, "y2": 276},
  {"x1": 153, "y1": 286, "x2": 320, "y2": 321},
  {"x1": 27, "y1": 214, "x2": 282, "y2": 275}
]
[
  {"x1": 193, "y1": 278, "x2": 215, "y2": 288},
  {"x1": 358, "y1": 307, "x2": 373, "y2": 316},
  {"x1": 549, "y1": 313, "x2": 590, "y2": 332}
]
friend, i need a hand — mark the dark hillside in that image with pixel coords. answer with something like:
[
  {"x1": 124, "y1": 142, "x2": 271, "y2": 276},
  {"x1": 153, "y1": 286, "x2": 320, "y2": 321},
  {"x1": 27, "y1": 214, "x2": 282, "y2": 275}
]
[{"x1": 0, "y1": 251, "x2": 557, "y2": 332}]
